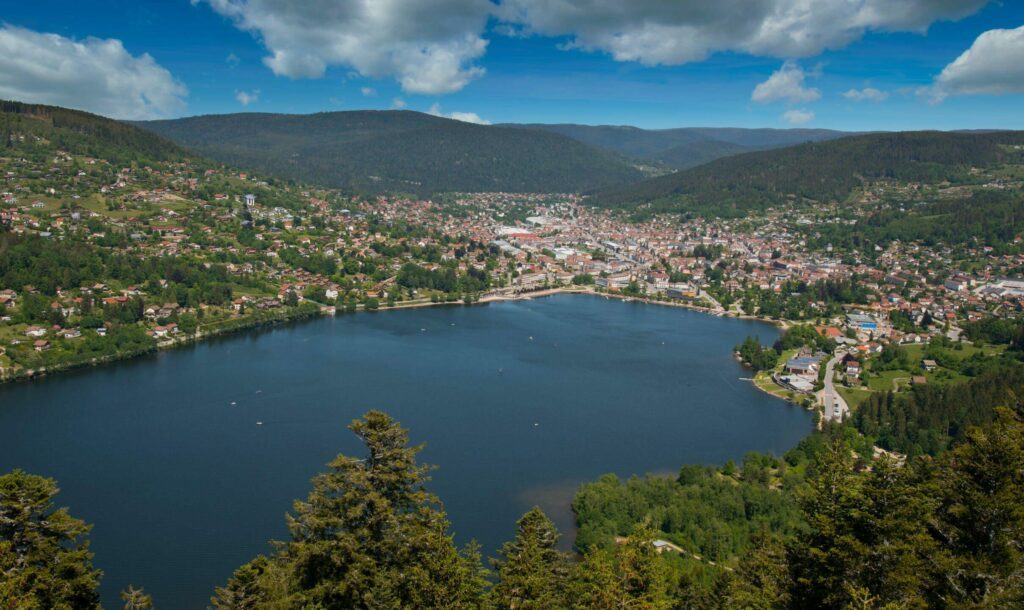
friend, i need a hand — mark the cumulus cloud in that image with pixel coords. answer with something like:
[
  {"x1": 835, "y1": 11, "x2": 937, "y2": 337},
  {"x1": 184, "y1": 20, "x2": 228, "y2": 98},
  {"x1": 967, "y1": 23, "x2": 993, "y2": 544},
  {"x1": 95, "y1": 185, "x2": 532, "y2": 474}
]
[
  {"x1": 427, "y1": 103, "x2": 490, "y2": 124},
  {"x1": 497, "y1": 0, "x2": 987, "y2": 66},
  {"x1": 391, "y1": 97, "x2": 407, "y2": 109},
  {"x1": 199, "y1": 0, "x2": 491, "y2": 94},
  {"x1": 923, "y1": 25, "x2": 1024, "y2": 103},
  {"x1": 360, "y1": 86, "x2": 376, "y2": 96},
  {"x1": 0, "y1": 25, "x2": 187, "y2": 119},
  {"x1": 752, "y1": 61, "x2": 821, "y2": 103},
  {"x1": 783, "y1": 108, "x2": 815, "y2": 125},
  {"x1": 842, "y1": 87, "x2": 889, "y2": 101},
  {"x1": 235, "y1": 89, "x2": 260, "y2": 106},
  {"x1": 226, "y1": 52, "x2": 240, "y2": 67}
]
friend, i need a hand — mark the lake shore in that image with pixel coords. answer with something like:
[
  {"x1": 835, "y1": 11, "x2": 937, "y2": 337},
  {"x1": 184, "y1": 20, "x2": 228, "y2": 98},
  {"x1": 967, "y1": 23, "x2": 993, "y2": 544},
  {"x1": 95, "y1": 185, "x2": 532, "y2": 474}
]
[{"x1": 0, "y1": 286, "x2": 793, "y2": 386}]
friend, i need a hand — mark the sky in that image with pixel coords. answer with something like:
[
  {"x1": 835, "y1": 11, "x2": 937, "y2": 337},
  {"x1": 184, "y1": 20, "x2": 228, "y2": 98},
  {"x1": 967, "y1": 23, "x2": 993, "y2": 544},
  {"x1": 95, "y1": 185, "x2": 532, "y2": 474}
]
[{"x1": 0, "y1": 0, "x2": 1022, "y2": 130}]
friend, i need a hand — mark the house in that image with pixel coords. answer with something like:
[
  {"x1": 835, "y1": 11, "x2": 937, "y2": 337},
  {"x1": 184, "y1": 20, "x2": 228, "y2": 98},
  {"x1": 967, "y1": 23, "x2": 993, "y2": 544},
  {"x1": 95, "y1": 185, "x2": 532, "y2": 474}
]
[
  {"x1": 922, "y1": 359, "x2": 938, "y2": 371},
  {"x1": 24, "y1": 326, "x2": 46, "y2": 338},
  {"x1": 785, "y1": 356, "x2": 820, "y2": 376},
  {"x1": 912, "y1": 376, "x2": 928, "y2": 385},
  {"x1": 33, "y1": 339, "x2": 50, "y2": 351}
]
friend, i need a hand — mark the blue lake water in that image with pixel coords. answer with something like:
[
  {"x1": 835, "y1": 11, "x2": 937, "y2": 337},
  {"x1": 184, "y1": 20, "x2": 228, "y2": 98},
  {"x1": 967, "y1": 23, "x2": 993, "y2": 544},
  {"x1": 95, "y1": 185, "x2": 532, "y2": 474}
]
[{"x1": 0, "y1": 294, "x2": 812, "y2": 608}]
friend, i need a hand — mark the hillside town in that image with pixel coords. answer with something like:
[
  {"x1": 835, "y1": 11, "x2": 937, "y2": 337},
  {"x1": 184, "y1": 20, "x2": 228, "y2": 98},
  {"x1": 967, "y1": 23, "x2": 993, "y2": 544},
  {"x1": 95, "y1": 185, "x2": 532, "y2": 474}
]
[{"x1": 2, "y1": 140, "x2": 1024, "y2": 429}]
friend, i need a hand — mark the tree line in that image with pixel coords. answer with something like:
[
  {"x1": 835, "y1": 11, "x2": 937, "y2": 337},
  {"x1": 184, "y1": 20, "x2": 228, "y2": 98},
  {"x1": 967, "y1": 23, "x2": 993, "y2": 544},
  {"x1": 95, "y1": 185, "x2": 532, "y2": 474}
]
[{"x1": 4, "y1": 406, "x2": 1022, "y2": 609}]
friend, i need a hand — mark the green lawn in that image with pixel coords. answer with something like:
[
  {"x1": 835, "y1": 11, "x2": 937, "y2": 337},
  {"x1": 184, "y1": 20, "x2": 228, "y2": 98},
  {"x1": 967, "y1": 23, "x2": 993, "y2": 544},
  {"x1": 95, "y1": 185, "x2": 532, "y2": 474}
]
[
  {"x1": 838, "y1": 386, "x2": 873, "y2": 411},
  {"x1": 865, "y1": 369, "x2": 913, "y2": 392}
]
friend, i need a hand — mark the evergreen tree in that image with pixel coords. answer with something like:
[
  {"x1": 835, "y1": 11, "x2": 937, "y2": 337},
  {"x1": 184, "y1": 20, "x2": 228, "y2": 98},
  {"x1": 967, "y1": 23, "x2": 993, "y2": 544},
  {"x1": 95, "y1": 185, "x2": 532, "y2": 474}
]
[
  {"x1": 934, "y1": 407, "x2": 1024, "y2": 605},
  {"x1": 569, "y1": 522, "x2": 672, "y2": 609},
  {"x1": 209, "y1": 557, "x2": 275, "y2": 610},
  {"x1": 490, "y1": 507, "x2": 570, "y2": 609},
  {"x1": 788, "y1": 440, "x2": 864, "y2": 609},
  {"x1": 121, "y1": 585, "x2": 153, "y2": 610},
  {"x1": 215, "y1": 411, "x2": 486, "y2": 609},
  {"x1": 0, "y1": 470, "x2": 102, "y2": 609},
  {"x1": 725, "y1": 531, "x2": 790, "y2": 609}
]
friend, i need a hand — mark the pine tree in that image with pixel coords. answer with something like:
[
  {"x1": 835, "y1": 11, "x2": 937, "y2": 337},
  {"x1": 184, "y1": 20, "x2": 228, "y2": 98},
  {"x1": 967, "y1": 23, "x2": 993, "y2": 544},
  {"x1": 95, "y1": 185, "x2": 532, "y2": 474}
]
[
  {"x1": 848, "y1": 457, "x2": 940, "y2": 608},
  {"x1": 0, "y1": 470, "x2": 102, "y2": 609},
  {"x1": 569, "y1": 522, "x2": 672, "y2": 609},
  {"x1": 490, "y1": 507, "x2": 570, "y2": 609},
  {"x1": 725, "y1": 531, "x2": 790, "y2": 609},
  {"x1": 209, "y1": 557, "x2": 274, "y2": 609},
  {"x1": 788, "y1": 439, "x2": 865, "y2": 609},
  {"x1": 121, "y1": 585, "x2": 153, "y2": 610},
  {"x1": 225, "y1": 410, "x2": 486, "y2": 609},
  {"x1": 934, "y1": 407, "x2": 1024, "y2": 605}
]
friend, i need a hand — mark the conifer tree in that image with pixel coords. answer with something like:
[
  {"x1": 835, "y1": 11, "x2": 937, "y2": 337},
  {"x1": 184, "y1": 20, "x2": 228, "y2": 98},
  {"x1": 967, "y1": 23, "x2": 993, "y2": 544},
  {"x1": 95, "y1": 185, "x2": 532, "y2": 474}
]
[
  {"x1": 121, "y1": 585, "x2": 153, "y2": 610},
  {"x1": 934, "y1": 407, "x2": 1024, "y2": 605},
  {"x1": 569, "y1": 522, "x2": 672, "y2": 609},
  {"x1": 213, "y1": 411, "x2": 486, "y2": 609},
  {"x1": 0, "y1": 470, "x2": 102, "y2": 609},
  {"x1": 490, "y1": 506, "x2": 570, "y2": 609}
]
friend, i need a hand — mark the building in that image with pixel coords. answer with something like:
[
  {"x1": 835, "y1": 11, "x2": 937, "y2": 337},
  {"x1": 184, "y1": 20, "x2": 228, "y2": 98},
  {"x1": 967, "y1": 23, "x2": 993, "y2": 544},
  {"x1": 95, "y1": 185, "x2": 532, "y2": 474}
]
[
  {"x1": 785, "y1": 356, "x2": 820, "y2": 376},
  {"x1": 847, "y1": 313, "x2": 878, "y2": 331}
]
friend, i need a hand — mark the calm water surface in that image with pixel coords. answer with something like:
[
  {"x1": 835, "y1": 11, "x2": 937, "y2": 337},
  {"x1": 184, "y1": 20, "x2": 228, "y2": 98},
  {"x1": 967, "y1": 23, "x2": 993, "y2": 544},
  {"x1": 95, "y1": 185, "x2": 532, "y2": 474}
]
[{"x1": 0, "y1": 295, "x2": 811, "y2": 608}]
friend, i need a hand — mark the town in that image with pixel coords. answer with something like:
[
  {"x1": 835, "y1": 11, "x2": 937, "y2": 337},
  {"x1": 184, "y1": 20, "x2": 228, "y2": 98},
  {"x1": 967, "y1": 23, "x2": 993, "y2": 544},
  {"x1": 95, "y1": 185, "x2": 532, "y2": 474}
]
[{"x1": 3, "y1": 134, "x2": 1023, "y2": 438}]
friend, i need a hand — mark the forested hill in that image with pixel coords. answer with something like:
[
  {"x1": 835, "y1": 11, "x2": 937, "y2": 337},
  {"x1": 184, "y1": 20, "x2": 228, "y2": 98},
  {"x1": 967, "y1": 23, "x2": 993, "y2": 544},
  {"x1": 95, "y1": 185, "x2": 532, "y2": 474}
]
[
  {"x1": 511, "y1": 123, "x2": 849, "y2": 169},
  {"x1": 0, "y1": 100, "x2": 189, "y2": 165},
  {"x1": 590, "y1": 130, "x2": 1024, "y2": 217},
  {"x1": 135, "y1": 111, "x2": 645, "y2": 195}
]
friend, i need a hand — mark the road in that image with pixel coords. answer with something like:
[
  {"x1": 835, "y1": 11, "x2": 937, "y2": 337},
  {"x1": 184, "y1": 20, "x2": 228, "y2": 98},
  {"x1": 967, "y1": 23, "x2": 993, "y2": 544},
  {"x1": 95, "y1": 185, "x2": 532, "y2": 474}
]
[{"x1": 819, "y1": 352, "x2": 850, "y2": 423}]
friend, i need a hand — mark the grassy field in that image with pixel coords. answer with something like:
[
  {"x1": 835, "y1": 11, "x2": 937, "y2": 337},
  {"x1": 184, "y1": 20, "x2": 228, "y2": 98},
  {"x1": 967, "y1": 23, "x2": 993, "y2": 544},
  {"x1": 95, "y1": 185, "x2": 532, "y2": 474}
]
[
  {"x1": 865, "y1": 369, "x2": 913, "y2": 392},
  {"x1": 838, "y1": 386, "x2": 873, "y2": 411}
]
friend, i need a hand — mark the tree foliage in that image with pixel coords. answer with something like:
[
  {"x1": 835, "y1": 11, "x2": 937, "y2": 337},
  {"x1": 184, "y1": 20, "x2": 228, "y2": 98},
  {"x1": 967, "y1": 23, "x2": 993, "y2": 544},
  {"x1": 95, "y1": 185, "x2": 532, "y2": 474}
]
[{"x1": 0, "y1": 470, "x2": 102, "y2": 609}]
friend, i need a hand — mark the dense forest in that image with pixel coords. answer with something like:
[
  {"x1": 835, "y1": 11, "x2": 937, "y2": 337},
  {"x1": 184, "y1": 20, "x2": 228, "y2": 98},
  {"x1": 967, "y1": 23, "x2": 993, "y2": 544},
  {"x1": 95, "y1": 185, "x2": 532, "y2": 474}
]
[
  {"x1": 0, "y1": 100, "x2": 189, "y2": 165},
  {"x1": 135, "y1": 111, "x2": 644, "y2": 195},
  {"x1": 4, "y1": 400, "x2": 1022, "y2": 609},
  {"x1": 806, "y1": 189, "x2": 1024, "y2": 252},
  {"x1": 591, "y1": 130, "x2": 1024, "y2": 217},
  {"x1": 511, "y1": 124, "x2": 846, "y2": 170},
  {"x1": 853, "y1": 364, "x2": 1024, "y2": 456}
]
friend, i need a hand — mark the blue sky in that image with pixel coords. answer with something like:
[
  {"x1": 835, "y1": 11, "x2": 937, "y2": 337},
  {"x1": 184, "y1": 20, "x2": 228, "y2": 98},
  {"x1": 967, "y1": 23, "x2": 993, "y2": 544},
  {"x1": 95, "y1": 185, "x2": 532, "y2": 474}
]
[{"x1": 1, "y1": 0, "x2": 1022, "y2": 130}]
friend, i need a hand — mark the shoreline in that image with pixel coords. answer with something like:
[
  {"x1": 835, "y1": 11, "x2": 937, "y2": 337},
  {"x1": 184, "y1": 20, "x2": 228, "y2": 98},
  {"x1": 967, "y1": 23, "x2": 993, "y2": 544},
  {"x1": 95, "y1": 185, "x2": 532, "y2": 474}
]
[{"x1": 0, "y1": 286, "x2": 793, "y2": 387}]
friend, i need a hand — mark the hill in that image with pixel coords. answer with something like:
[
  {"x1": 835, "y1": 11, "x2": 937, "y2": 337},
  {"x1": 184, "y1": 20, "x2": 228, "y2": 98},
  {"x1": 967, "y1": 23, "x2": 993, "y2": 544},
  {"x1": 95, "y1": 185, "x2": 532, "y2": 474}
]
[
  {"x1": 590, "y1": 130, "x2": 1024, "y2": 217},
  {"x1": 134, "y1": 111, "x2": 644, "y2": 194},
  {"x1": 0, "y1": 100, "x2": 189, "y2": 165},
  {"x1": 511, "y1": 124, "x2": 848, "y2": 169}
]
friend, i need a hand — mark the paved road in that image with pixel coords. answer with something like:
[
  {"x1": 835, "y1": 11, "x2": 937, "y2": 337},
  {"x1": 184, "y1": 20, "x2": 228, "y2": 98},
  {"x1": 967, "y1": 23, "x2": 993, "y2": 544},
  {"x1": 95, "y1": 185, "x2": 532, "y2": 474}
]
[{"x1": 820, "y1": 352, "x2": 849, "y2": 423}]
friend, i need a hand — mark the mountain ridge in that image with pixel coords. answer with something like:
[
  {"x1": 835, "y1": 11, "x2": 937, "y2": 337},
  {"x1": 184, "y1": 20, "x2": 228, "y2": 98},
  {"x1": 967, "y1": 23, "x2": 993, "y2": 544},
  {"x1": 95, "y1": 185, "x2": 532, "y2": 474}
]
[
  {"x1": 589, "y1": 129, "x2": 1024, "y2": 217},
  {"x1": 507, "y1": 123, "x2": 852, "y2": 169},
  {"x1": 133, "y1": 110, "x2": 646, "y2": 195}
]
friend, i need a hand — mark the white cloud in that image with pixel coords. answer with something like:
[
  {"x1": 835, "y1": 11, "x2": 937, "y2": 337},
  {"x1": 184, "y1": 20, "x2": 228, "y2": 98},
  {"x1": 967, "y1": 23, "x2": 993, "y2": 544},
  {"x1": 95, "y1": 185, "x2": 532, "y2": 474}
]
[
  {"x1": 923, "y1": 25, "x2": 1024, "y2": 103},
  {"x1": 752, "y1": 61, "x2": 821, "y2": 103},
  {"x1": 0, "y1": 25, "x2": 187, "y2": 119},
  {"x1": 235, "y1": 89, "x2": 260, "y2": 106},
  {"x1": 226, "y1": 52, "x2": 240, "y2": 67},
  {"x1": 783, "y1": 108, "x2": 815, "y2": 125},
  {"x1": 427, "y1": 103, "x2": 490, "y2": 124},
  {"x1": 497, "y1": 0, "x2": 987, "y2": 66},
  {"x1": 199, "y1": 0, "x2": 491, "y2": 94},
  {"x1": 360, "y1": 86, "x2": 376, "y2": 96},
  {"x1": 391, "y1": 97, "x2": 407, "y2": 109},
  {"x1": 842, "y1": 87, "x2": 889, "y2": 101}
]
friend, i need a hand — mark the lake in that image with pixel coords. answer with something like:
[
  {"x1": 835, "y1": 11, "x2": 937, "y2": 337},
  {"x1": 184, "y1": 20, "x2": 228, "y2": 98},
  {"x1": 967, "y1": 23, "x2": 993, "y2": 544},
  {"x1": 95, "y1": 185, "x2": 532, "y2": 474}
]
[{"x1": 0, "y1": 294, "x2": 812, "y2": 608}]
